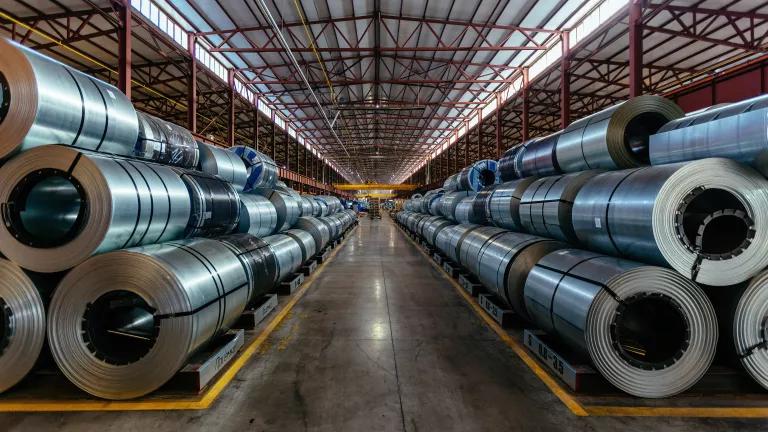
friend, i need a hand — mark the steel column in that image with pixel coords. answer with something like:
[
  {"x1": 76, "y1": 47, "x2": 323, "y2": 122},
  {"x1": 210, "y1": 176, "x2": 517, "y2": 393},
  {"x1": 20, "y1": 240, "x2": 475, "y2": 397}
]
[
  {"x1": 464, "y1": 121, "x2": 469, "y2": 166},
  {"x1": 117, "y1": 0, "x2": 132, "y2": 99},
  {"x1": 253, "y1": 110, "x2": 260, "y2": 150},
  {"x1": 560, "y1": 31, "x2": 571, "y2": 128},
  {"x1": 227, "y1": 71, "x2": 236, "y2": 147},
  {"x1": 496, "y1": 95, "x2": 503, "y2": 158},
  {"x1": 187, "y1": 34, "x2": 198, "y2": 133},
  {"x1": 271, "y1": 120, "x2": 276, "y2": 160},
  {"x1": 522, "y1": 68, "x2": 530, "y2": 141},
  {"x1": 629, "y1": 0, "x2": 643, "y2": 98}
]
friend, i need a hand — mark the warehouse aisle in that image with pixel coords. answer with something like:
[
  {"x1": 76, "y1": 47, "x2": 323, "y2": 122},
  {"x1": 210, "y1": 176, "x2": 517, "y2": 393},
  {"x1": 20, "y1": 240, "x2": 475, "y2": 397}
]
[{"x1": 0, "y1": 216, "x2": 763, "y2": 431}]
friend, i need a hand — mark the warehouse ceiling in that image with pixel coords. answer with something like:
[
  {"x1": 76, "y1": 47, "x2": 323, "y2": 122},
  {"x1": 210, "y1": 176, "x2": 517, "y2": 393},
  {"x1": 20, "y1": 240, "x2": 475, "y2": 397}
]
[{"x1": 0, "y1": 1, "x2": 767, "y2": 184}]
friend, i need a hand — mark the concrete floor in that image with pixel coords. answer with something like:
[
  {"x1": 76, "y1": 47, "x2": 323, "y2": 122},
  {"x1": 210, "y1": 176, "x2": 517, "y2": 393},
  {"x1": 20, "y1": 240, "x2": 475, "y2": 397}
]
[{"x1": 2, "y1": 216, "x2": 767, "y2": 431}]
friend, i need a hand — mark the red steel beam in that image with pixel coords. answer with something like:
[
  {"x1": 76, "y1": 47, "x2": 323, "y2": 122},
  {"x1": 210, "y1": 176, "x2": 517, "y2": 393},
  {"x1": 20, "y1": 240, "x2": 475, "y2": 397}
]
[
  {"x1": 522, "y1": 68, "x2": 530, "y2": 141},
  {"x1": 560, "y1": 31, "x2": 571, "y2": 128},
  {"x1": 629, "y1": 0, "x2": 644, "y2": 97},
  {"x1": 187, "y1": 34, "x2": 197, "y2": 133},
  {"x1": 117, "y1": 0, "x2": 132, "y2": 99}
]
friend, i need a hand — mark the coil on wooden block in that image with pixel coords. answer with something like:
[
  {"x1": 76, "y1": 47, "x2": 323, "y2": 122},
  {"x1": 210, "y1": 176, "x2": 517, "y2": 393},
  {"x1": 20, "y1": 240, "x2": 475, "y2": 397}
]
[{"x1": 47, "y1": 238, "x2": 251, "y2": 400}]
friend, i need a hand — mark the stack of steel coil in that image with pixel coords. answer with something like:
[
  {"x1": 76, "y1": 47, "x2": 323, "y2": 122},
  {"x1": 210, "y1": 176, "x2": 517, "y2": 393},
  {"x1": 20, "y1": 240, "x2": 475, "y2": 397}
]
[{"x1": 487, "y1": 177, "x2": 538, "y2": 231}]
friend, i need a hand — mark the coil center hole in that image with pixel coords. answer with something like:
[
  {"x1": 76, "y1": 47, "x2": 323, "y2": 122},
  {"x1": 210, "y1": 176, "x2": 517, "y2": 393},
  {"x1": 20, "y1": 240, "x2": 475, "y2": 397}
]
[
  {"x1": 0, "y1": 72, "x2": 9, "y2": 122},
  {"x1": 82, "y1": 291, "x2": 158, "y2": 366},
  {"x1": 478, "y1": 169, "x2": 496, "y2": 187},
  {"x1": 624, "y1": 112, "x2": 669, "y2": 164},
  {"x1": 8, "y1": 170, "x2": 87, "y2": 248},
  {"x1": 612, "y1": 293, "x2": 690, "y2": 370},
  {"x1": 678, "y1": 188, "x2": 753, "y2": 258}
]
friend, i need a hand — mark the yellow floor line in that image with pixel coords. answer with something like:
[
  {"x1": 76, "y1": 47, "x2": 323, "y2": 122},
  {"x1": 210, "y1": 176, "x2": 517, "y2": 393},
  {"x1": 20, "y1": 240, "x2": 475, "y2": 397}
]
[
  {"x1": 396, "y1": 221, "x2": 768, "y2": 419},
  {"x1": 0, "y1": 224, "x2": 358, "y2": 413}
]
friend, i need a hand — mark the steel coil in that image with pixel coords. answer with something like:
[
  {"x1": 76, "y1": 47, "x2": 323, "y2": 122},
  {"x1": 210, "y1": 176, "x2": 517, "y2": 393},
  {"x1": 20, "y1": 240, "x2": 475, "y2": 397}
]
[
  {"x1": 513, "y1": 134, "x2": 562, "y2": 178},
  {"x1": 176, "y1": 169, "x2": 240, "y2": 238},
  {"x1": 421, "y1": 216, "x2": 454, "y2": 246},
  {"x1": 318, "y1": 216, "x2": 341, "y2": 240},
  {"x1": 487, "y1": 177, "x2": 538, "y2": 231},
  {"x1": 217, "y1": 233, "x2": 279, "y2": 302},
  {"x1": 435, "y1": 224, "x2": 480, "y2": 263},
  {"x1": 298, "y1": 196, "x2": 315, "y2": 217},
  {"x1": 134, "y1": 111, "x2": 199, "y2": 168},
  {"x1": 556, "y1": 95, "x2": 683, "y2": 172},
  {"x1": 47, "y1": 238, "x2": 251, "y2": 399},
  {"x1": 315, "y1": 199, "x2": 329, "y2": 216},
  {"x1": 295, "y1": 217, "x2": 331, "y2": 250},
  {"x1": 471, "y1": 186, "x2": 495, "y2": 225},
  {"x1": 0, "y1": 259, "x2": 55, "y2": 393},
  {"x1": 650, "y1": 94, "x2": 768, "y2": 176},
  {"x1": 197, "y1": 143, "x2": 248, "y2": 190},
  {"x1": 457, "y1": 226, "x2": 508, "y2": 275},
  {"x1": 454, "y1": 196, "x2": 478, "y2": 224},
  {"x1": 524, "y1": 248, "x2": 717, "y2": 398},
  {"x1": 443, "y1": 174, "x2": 459, "y2": 192},
  {"x1": 0, "y1": 38, "x2": 138, "y2": 159},
  {"x1": 440, "y1": 191, "x2": 474, "y2": 222},
  {"x1": 308, "y1": 197, "x2": 322, "y2": 216},
  {"x1": 428, "y1": 194, "x2": 444, "y2": 216},
  {"x1": 284, "y1": 229, "x2": 317, "y2": 262},
  {"x1": 255, "y1": 189, "x2": 300, "y2": 233},
  {"x1": 421, "y1": 189, "x2": 444, "y2": 214},
  {"x1": 315, "y1": 196, "x2": 343, "y2": 214},
  {"x1": 572, "y1": 158, "x2": 768, "y2": 286},
  {"x1": 237, "y1": 193, "x2": 278, "y2": 237},
  {"x1": 471, "y1": 232, "x2": 566, "y2": 320},
  {"x1": 498, "y1": 146, "x2": 524, "y2": 182},
  {"x1": 230, "y1": 146, "x2": 279, "y2": 191},
  {"x1": 456, "y1": 160, "x2": 499, "y2": 192},
  {"x1": 710, "y1": 271, "x2": 768, "y2": 390},
  {"x1": 518, "y1": 170, "x2": 602, "y2": 243},
  {"x1": 0, "y1": 146, "x2": 191, "y2": 273},
  {"x1": 264, "y1": 234, "x2": 304, "y2": 282}
]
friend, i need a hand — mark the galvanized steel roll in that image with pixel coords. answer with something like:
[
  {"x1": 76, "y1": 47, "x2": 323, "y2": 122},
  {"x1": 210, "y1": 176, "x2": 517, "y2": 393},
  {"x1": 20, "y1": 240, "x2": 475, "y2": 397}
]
[
  {"x1": 440, "y1": 191, "x2": 475, "y2": 222},
  {"x1": 443, "y1": 174, "x2": 459, "y2": 192},
  {"x1": 309, "y1": 197, "x2": 322, "y2": 216},
  {"x1": 524, "y1": 248, "x2": 717, "y2": 398},
  {"x1": 457, "y1": 159, "x2": 499, "y2": 192},
  {"x1": 487, "y1": 177, "x2": 538, "y2": 231},
  {"x1": 198, "y1": 143, "x2": 248, "y2": 190},
  {"x1": 134, "y1": 111, "x2": 199, "y2": 168},
  {"x1": 421, "y1": 216, "x2": 454, "y2": 247},
  {"x1": 0, "y1": 38, "x2": 138, "y2": 159},
  {"x1": 264, "y1": 234, "x2": 304, "y2": 282},
  {"x1": 319, "y1": 216, "x2": 342, "y2": 240},
  {"x1": 255, "y1": 189, "x2": 301, "y2": 233},
  {"x1": 421, "y1": 189, "x2": 444, "y2": 214},
  {"x1": 0, "y1": 259, "x2": 54, "y2": 393},
  {"x1": 456, "y1": 226, "x2": 507, "y2": 276},
  {"x1": 497, "y1": 146, "x2": 524, "y2": 182},
  {"x1": 217, "y1": 233, "x2": 279, "y2": 302},
  {"x1": 237, "y1": 193, "x2": 278, "y2": 237},
  {"x1": 650, "y1": 94, "x2": 768, "y2": 176},
  {"x1": 0, "y1": 146, "x2": 191, "y2": 273},
  {"x1": 284, "y1": 229, "x2": 317, "y2": 262},
  {"x1": 572, "y1": 158, "x2": 768, "y2": 286},
  {"x1": 435, "y1": 223, "x2": 480, "y2": 263},
  {"x1": 556, "y1": 95, "x2": 683, "y2": 172},
  {"x1": 454, "y1": 196, "x2": 479, "y2": 224},
  {"x1": 474, "y1": 232, "x2": 566, "y2": 320},
  {"x1": 518, "y1": 170, "x2": 602, "y2": 243},
  {"x1": 47, "y1": 238, "x2": 251, "y2": 399},
  {"x1": 714, "y1": 271, "x2": 768, "y2": 390},
  {"x1": 295, "y1": 217, "x2": 331, "y2": 250},
  {"x1": 315, "y1": 198, "x2": 330, "y2": 216},
  {"x1": 315, "y1": 196, "x2": 343, "y2": 214},
  {"x1": 231, "y1": 146, "x2": 279, "y2": 191},
  {"x1": 177, "y1": 169, "x2": 240, "y2": 238},
  {"x1": 512, "y1": 134, "x2": 562, "y2": 178},
  {"x1": 299, "y1": 196, "x2": 316, "y2": 217},
  {"x1": 471, "y1": 186, "x2": 495, "y2": 225}
]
